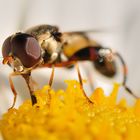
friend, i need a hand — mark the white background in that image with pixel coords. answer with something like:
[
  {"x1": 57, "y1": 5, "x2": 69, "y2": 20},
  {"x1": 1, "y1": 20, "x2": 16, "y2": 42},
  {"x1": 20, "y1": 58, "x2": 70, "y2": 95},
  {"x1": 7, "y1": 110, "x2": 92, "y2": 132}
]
[{"x1": 0, "y1": 0, "x2": 140, "y2": 114}]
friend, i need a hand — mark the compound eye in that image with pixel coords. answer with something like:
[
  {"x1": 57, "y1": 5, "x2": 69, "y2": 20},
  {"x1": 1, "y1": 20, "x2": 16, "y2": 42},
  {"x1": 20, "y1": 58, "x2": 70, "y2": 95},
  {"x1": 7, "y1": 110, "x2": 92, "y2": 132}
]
[
  {"x1": 2, "y1": 36, "x2": 12, "y2": 57},
  {"x1": 11, "y1": 33, "x2": 41, "y2": 68},
  {"x1": 94, "y1": 58, "x2": 116, "y2": 77}
]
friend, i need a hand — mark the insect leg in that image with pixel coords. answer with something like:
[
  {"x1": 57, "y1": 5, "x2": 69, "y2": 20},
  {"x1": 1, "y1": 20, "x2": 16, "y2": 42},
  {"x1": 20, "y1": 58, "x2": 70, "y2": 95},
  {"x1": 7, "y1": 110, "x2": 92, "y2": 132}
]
[
  {"x1": 114, "y1": 52, "x2": 137, "y2": 98},
  {"x1": 48, "y1": 65, "x2": 55, "y2": 87},
  {"x1": 22, "y1": 73, "x2": 37, "y2": 105},
  {"x1": 75, "y1": 63, "x2": 93, "y2": 104},
  {"x1": 47, "y1": 65, "x2": 55, "y2": 106},
  {"x1": 8, "y1": 73, "x2": 19, "y2": 109}
]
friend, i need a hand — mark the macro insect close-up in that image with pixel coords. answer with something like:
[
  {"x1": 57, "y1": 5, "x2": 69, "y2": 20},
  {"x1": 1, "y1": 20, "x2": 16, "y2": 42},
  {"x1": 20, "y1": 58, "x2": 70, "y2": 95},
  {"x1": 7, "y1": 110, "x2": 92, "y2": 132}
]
[
  {"x1": 1, "y1": 1, "x2": 140, "y2": 140},
  {"x1": 1, "y1": 24, "x2": 137, "y2": 109}
]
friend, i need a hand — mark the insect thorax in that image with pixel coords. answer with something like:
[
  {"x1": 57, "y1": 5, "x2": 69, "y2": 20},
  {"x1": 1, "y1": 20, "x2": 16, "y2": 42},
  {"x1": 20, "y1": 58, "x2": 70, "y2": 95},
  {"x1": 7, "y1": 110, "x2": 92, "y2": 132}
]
[{"x1": 26, "y1": 24, "x2": 62, "y2": 63}]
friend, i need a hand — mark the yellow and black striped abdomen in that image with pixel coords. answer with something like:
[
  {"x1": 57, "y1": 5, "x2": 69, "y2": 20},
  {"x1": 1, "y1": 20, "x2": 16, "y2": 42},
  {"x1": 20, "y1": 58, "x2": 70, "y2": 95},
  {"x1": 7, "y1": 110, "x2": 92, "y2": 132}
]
[{"x1": 62, "y1": 33, "x2": 99, "y2": 58}]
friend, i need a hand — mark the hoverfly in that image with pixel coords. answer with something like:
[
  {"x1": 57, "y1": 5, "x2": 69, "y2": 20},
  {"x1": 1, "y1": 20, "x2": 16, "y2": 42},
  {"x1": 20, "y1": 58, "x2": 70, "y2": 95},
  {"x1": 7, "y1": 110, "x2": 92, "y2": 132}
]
[{"x1": 2, "y1": 24, "x2": 135, "y2": 109}]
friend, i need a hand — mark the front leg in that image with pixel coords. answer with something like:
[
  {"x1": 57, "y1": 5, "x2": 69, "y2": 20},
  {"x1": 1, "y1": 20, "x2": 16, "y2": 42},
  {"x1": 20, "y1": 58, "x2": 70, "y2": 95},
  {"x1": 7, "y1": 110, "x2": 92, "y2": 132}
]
[
  {"x1": 22, "y1": 73, "x2": 37, "y2": 105},
  {"x1": 8, "y1": 73, "x2": 19, "y2": 109}
]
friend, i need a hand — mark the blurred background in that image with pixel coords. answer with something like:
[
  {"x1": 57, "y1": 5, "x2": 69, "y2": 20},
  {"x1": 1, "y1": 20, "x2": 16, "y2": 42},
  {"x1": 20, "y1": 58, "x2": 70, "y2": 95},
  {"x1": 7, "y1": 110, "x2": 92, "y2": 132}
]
[{"x1": 0, "y1": 0, "x2": 140, "y2": 114}]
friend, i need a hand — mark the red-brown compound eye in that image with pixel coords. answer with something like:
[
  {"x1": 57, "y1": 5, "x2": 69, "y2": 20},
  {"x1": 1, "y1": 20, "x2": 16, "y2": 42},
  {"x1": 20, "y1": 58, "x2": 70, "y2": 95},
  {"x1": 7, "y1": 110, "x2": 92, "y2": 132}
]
[
  {"x1": 2, "y1": 36, "x2": 12, "y2": 58},
  {"x1": 11, "y1": 33, "x2": 41, "y2": 68}
]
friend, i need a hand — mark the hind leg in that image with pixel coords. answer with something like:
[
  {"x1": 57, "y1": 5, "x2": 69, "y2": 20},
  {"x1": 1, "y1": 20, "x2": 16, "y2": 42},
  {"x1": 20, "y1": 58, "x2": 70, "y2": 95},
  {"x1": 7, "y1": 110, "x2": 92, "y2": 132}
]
[{"x1": 75, "y1": 63, "x2": 93, "y2": 104}]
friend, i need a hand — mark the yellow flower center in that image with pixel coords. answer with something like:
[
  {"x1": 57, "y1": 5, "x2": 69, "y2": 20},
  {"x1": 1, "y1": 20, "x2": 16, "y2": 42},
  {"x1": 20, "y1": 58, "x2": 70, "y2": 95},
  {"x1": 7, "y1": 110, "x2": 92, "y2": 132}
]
[{"x1": 0, "y1": 80, "x2": 140, "y2": 140}]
